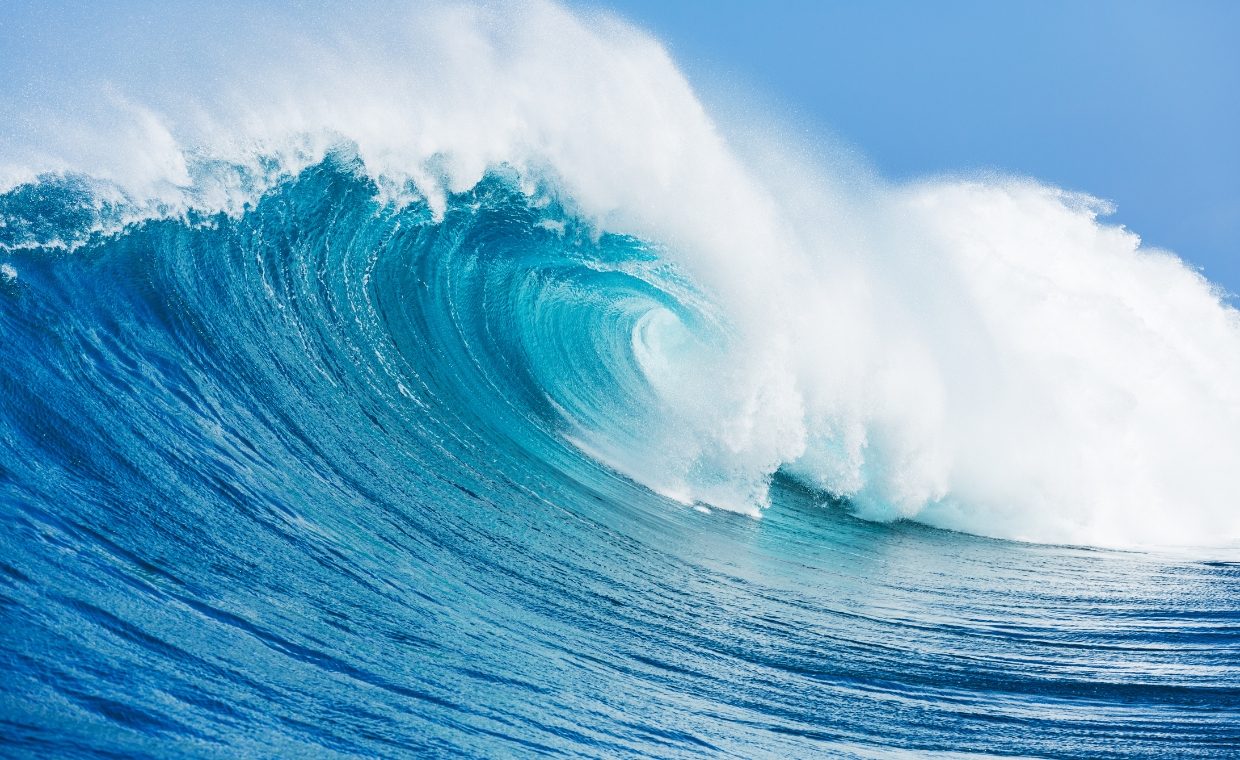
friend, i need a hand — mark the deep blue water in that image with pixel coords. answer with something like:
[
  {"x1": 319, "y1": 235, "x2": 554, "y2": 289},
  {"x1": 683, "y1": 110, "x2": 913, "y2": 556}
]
[{"x1": 1, "y1": 159, "x2": 1238, "y2": 758}]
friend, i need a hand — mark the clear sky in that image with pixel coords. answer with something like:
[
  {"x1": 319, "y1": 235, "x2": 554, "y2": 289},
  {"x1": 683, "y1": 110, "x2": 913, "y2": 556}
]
[{"x1": 591, "y1": 0, "x2": 1240, "y2": 295}]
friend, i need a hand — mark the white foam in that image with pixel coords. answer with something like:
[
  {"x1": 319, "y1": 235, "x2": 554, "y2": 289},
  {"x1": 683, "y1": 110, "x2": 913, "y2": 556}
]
[{"x1": 3, "y1": 0, "x2": 1238, "y2": 548}]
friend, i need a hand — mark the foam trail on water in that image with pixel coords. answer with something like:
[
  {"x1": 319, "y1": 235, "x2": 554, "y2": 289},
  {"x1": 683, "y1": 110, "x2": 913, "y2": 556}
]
[{"x1": 4, "y1": 0, "x2": 1239, "y2": 549}]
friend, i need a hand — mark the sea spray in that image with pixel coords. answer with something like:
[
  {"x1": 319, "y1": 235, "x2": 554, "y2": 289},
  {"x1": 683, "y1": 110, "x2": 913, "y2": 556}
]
[{"x1": 3, "y1": 0, "x2": 1239, "y2": 548}]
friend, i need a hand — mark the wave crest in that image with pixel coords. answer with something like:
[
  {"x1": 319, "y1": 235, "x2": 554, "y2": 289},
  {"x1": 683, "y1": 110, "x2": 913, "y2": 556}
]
[{"x1": 3, "y1": 0, "x2": 1239, "y2": 549}]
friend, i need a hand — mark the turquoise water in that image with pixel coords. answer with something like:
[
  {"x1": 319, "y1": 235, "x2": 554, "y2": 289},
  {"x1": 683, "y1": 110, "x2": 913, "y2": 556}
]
[{"x1": 1, "y1": 160, "x2": 1237, "y2": 757}]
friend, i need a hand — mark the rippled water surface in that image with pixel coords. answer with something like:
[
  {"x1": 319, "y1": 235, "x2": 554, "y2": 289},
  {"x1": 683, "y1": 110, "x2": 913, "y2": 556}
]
[{"x1": 2, "y1": 163, "x2": 1238, "y2": 758}]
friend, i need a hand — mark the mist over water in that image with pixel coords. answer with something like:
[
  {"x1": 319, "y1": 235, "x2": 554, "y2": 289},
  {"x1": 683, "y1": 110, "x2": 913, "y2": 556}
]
[{"x1": 15, "y1": 0, "x2": 1231, "y2": 548}]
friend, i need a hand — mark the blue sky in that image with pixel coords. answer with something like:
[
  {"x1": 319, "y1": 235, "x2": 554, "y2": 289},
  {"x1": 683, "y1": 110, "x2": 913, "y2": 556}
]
[{"x1": 595, "y1": 0, "x2": 1240, "y2": 295}]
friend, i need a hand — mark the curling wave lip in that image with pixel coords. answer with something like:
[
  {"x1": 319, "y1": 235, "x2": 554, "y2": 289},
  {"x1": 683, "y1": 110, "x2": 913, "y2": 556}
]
[{"x1": 5, "y1": 1, "x2": 1239, "y2": 548}]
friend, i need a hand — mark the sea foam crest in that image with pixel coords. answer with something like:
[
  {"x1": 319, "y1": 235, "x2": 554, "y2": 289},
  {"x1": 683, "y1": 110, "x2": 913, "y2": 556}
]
[{"x1": 3, "y1": 0, "x2": 1239, "y2": 549}]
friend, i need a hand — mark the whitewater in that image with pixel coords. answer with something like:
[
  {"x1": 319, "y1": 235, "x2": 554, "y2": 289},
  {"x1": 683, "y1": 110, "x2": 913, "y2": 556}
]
[
  {"x1": 6, "y1": 0, "x2": 1239, "y2": 549},
  {"x1": 1, "y1": 1, "x2": 1238, "y2": 757}
]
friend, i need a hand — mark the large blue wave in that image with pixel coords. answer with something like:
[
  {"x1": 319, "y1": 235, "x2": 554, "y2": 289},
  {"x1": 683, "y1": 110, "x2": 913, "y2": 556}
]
[
  {"x1": 2, "y1": 152, "x2": 1238, "y2": 759},
  {"x1": 6, "y1": 0, "x2": 1240, "y2": 548},
  {"x1": 3, "y1": 1, "x2": 1240, "y2": 756}
]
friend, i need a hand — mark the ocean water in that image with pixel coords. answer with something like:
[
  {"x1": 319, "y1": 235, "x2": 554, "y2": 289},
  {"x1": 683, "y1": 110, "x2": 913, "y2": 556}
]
[{"x1": 2, "y1": 2, "x2": 1240, "y2": 757}]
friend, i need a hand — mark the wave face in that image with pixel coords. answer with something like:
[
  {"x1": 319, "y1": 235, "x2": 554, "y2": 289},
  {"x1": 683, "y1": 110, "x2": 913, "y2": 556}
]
[
  {"x1": 3, "y1": 157, "x2": 1239, "y2": 758},
  {"x1": 2, "y1": 1, "x2": 1240, "y2": 756}
]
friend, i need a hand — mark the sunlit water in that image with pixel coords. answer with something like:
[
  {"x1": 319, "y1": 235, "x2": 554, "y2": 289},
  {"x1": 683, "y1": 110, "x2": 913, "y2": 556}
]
[{"x1": 2, "y1": 164, "x2": 1237, "y2": 757}]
